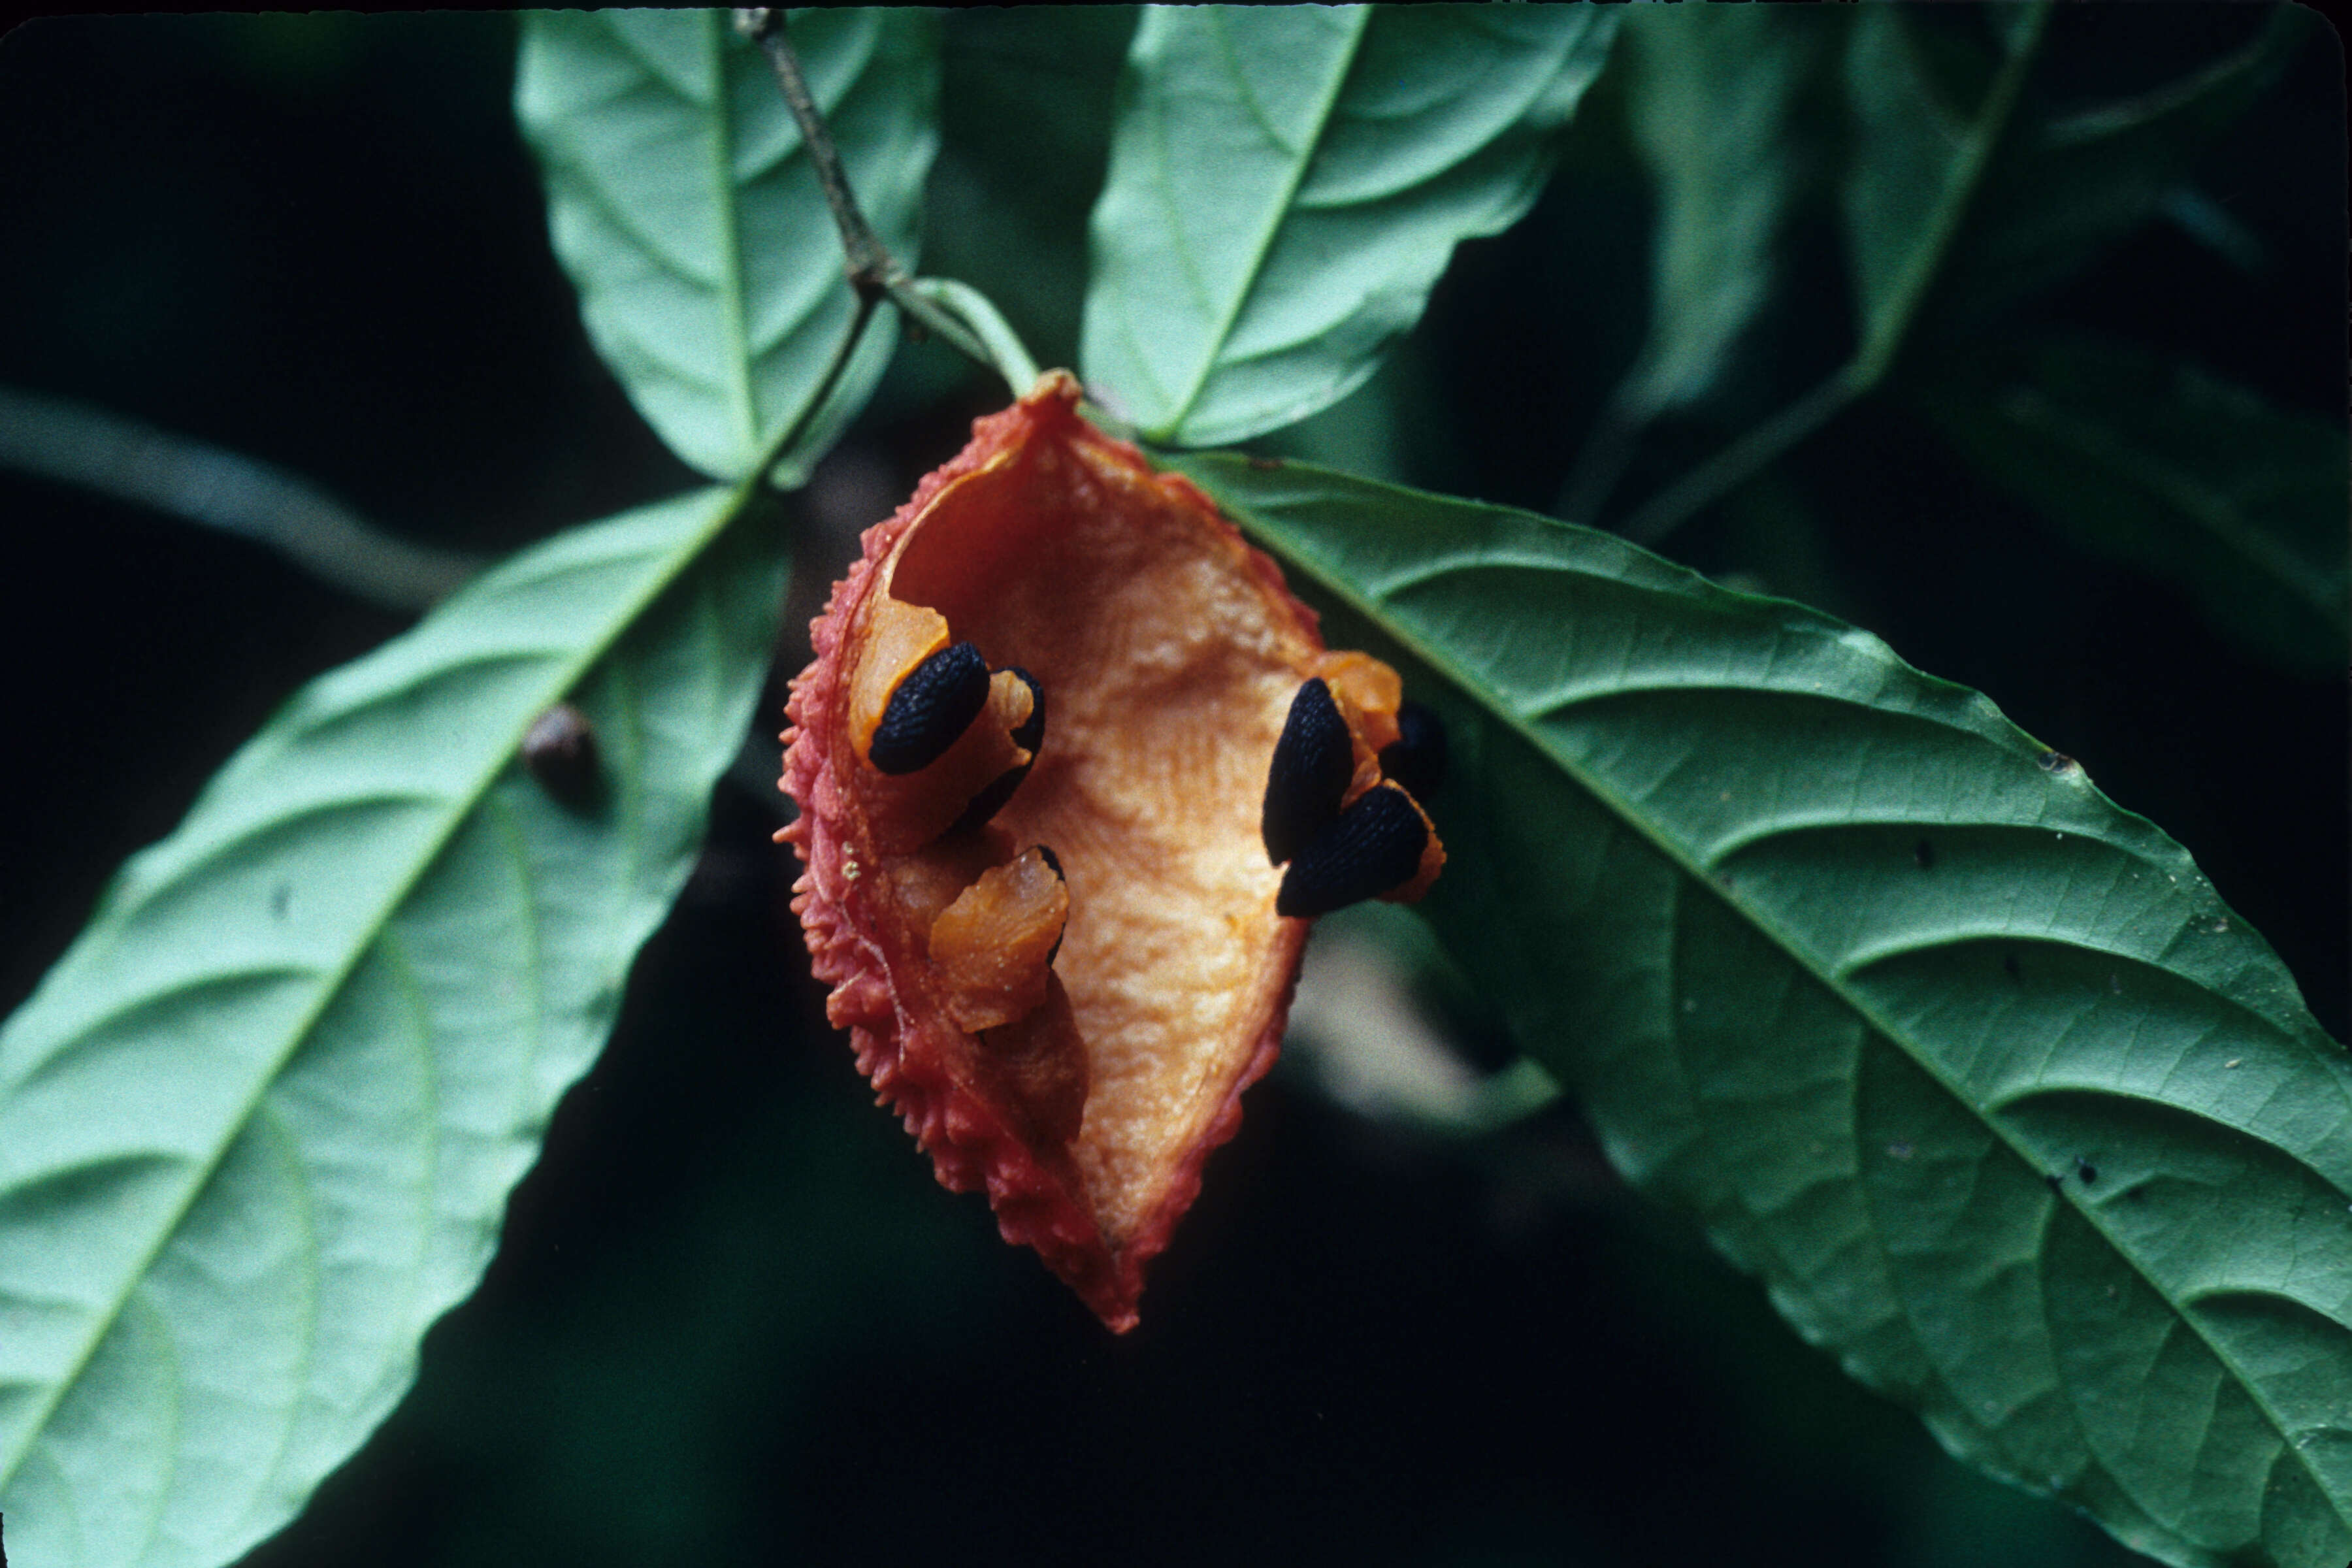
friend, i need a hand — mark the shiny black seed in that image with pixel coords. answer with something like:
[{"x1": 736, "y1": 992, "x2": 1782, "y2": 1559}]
[
  {"x1": 870, "y1": 641, "x2": 990, "y2": 774},
  {"x1": 1276, "y1": 785, "x2": 1428, "y2": 919},
  {"x1": 523, "y1": 702, "x2": 602, "y2": 809},
  {"x1": 2075, "y1": 1157, "x2": 2099, "y2": 1185},
  {"x1": 1263, "y1": 678, "x2": 1354, "y2": 866},
  {"x1": 1005, "y1": 666, "x2": 1046, "y2": 753},
  {"x1": 1379, "y1": 700, "x2": 1446, "y2": 800}
]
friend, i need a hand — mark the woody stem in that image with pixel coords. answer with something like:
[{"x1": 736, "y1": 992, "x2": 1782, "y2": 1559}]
[{"x1": 734, "y1": 8, "x2": 1001, "y2": 377}]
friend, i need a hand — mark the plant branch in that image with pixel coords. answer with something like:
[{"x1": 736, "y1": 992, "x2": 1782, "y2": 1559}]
[
  {"x1": 0, "y1": 384, "x2": 482, "y2": 610},
  {"x1": 1618, "y1": 366, "x2": 1863, "y2": 549},
  {"x1": 746, "y1": 287, "x2": 878, "y2": 488},
  {"x1": 735, "y1": 7, "x2": 885, "y2": 292},
  {"x1": 733, "y1": 8, "x2": 1028, "y2": 393}
]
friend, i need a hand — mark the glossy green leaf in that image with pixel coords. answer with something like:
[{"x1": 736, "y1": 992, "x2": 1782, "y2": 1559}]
[
  {"x1": 0, "y1": 485, "x2": 785, "y2": 1568},
  {"x1": 1083, "y1": 3, "x2": 1618, "y2": 448},
  {"x1": 515, "y1": 8, "x2": 939, "y2": 483},
  {"x1": 1177, "y1": 453, "x2": 2352, "y2": 1568},
  {"x1": 1920, "y1": 338, "x2": 2351, "y2": 676}
]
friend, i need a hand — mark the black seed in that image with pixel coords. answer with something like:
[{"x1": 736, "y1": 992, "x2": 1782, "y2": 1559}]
[
  {"x1": 949, "y1": 765, "x2": 1032, "y2": 836},
  {"x1": 523, "y1": 702, "x2": 602, "y2": 809},
  {"x1": 1036, "y1": 843, "x2": 1068, "y2": 964},
  {"x1": 2036, "y1": 749, "x2": 2075, "y2": 774},
  {"x1": 942, "y1": 666, "x2": 1049, "y2": 834},
  {"x1": 870, "y1": 641, "x2": 990, "y2": 774},
  {"x1": 1005, "y1": 666, "x2": 1046, "y2": 753},
  {"x1": 1263, "y1": 678, "x2": 1354, "y2": 866},
  {"x1": 1913, "y1": 838, "x2": 1935, "y2": 870},
  {"x1": 1379, "y1": 700, "x2": 1446, "y2": 800},
  {"x1": 2075, "y1": 1157, "x2": 2099, "y2": 1185},
  {"x1": 1277, "y1": 785, "x2": 1428, "y2": 919}
]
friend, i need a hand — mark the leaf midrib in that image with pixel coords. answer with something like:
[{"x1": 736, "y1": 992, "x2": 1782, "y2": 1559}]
[
  {"x1": 1155, "y1": 6, "x2": 1372, "y2": 438},
  {"x1": 698, "y1": 8, "x2": 760, "y2": 466},
  {"x1": 0, "y1": 485, "x2": 741, "y2": 1494},
  {"x1": 1852, "y1": 1, "x2": 2048, "y2": 379},
  {"x1": 1207, "y1": 463, "x2": 2352, "y2": 1537}
]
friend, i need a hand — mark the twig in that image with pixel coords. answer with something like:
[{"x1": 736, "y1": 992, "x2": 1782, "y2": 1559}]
[
  {"x1": 908, "y1": 278, "x2": 1041, "y2": 391},
  {"x1": 747, "y1": 289, "x2": 879, "y2": 488},
  {"x1": 1618, "y1": 367, "x2": 1862, "y2": 549},
  {"x1": 0, "y1": 384, "x2": 482, "y2": 610},
  {"x1": 734, "y1": 7, "x2": 886, "y2": 295},
  {"x1": 733, "y1": 8, "x2": 1027, "y2": 392}
]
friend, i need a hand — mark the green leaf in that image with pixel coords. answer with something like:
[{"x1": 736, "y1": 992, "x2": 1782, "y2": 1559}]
[
  {"x1": 0, "y1": 485, "x2": 785, "y2": 1568},
  {"x1": 1619, "y1": 7, "x2": 2306, "y2": 547},
  {"x1": 1838, "y1": 5, "x2": 2045, "y2": 374},
  {"x1": 1083, "y1": 3, "x2": 1618, "y2": 448},
  {"x1": 1919, "y1": 337, "x2": 2351, "y2": 676},
  {"x1": 1933, "y1": 7, "x2": 2313, "y2": 329},
  {"x1": 1176, "y1": 453, "x2": 2352, "y2": 1568},
  {"x1": 1614, "y1": 4, "x2": 1833, "y2": 421},
  {"x1": 1840, "y1": 5, "x2": 2308, "y2": 368},
  {"x1": 924, "y1": 7, "x2": 1137, "y2": 379},
  {"x1": 515, "y1": 8, "x2": 939, "y2": 483},
  {"x1": 1561, "y1": 3, "x2": 1837, "y2": 526}
]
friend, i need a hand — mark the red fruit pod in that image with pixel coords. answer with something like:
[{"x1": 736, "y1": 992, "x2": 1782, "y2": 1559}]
[{"x1": 779, "y1": 371, "x2": 1440, "y2": 1330}]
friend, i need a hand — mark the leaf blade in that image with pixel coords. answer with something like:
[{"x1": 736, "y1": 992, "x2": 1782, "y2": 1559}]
[
  {"x1": 1935, "y1": 6, "x2": 2314, "y2": 329},
  {"x1": 1841, "y1": 5, "x2": 2311, "y2": 362},
  {"x1": 1177, "y1": 453, "x2": 2352, "y2": 1568},
  {"x1": 515, "y1": 7, "x2": 939, "y2": 482},
  {"x1": 1918, "y1": 337, "x2": 2351, "y2": 676},
  {"x1": 0, "y1": 486, "x2": 785, "y2": 1568},
  {"x1": 1083, "y1": 4, "x2": 1617, "y2": 447},
  {"x1": 1615, "y1": 4, "x2": 1833, "y2": 421}
]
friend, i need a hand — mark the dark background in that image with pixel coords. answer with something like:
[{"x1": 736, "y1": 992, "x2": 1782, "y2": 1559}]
[{"x1": 0, "y1": 11, "x2": 2340, "y2": 1567}]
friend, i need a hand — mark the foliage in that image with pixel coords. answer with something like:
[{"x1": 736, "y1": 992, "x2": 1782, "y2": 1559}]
[
  {"x1": 0, "y1": 7, "x2": 2341, "y2": 1567},
  {"x1": 1182, "y1": 454, "x2": 2351, "y2": 1568},
  {"x1": 515, "y1": 9, "x2": 936, "y2": 483}
]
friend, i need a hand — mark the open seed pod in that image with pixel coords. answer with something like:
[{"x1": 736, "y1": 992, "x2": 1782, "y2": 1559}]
[{"x1": 780, "y1": 372, "x2": 1442, "y2": 1330}]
